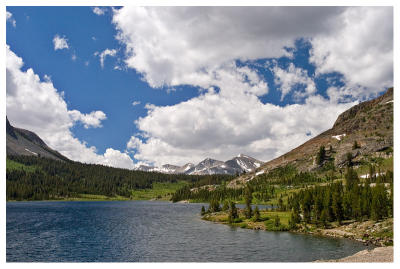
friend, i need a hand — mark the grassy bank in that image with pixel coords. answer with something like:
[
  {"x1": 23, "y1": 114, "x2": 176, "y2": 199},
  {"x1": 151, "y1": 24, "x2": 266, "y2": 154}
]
[
  {"x1": 130, "y1": 181, "x2": 188, "y2": 201},
  {"x1": 203, "y1": 209, "x2": 291, "y2": 231},
  {"x1": 202, "y1": 209, "x2": 393, "y2": 246}
]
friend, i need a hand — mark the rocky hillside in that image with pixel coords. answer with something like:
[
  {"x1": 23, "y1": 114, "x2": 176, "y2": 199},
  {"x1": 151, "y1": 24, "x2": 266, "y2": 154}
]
[
  {"x1": 137, "y1": 154, "x2": 263, "y2": 175},
  {"x1": 6, "y1": 117, "x2": 69, "y2": 161},
  {"x1": 229, "y1": 88, "x2": 393, "y2": 187}
]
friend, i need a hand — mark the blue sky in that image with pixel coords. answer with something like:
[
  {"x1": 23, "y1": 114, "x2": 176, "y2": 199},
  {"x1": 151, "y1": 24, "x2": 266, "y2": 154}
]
[
  {"x1": 6, "y1": 6, "x2": 200, "y2": 153},
  {"x1": 6, "y1": 6, "x2": 393, "y2": 168}
]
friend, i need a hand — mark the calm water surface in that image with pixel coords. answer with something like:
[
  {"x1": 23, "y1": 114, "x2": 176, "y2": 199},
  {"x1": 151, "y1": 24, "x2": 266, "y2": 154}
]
[{"x1": 7, "y1": 201, "x2": 370, "y2": 262}]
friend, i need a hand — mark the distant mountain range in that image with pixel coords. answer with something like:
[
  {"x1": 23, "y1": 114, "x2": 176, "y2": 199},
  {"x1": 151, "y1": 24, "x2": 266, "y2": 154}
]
[
  {"x1": 6, "y1": 117, "x2": 69, "y2": 161},
  {"x1": 6, "y1": 117, "x2": 263, "y2": 175},
  {"x1": 136, "y1": 154, "x2": 263, "y2": 175}
]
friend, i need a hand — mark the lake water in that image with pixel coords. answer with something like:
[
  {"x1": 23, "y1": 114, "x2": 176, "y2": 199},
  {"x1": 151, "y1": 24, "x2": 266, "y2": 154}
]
[{"x1": 7, "y1": 201, "x2": 370, "y2": 262}]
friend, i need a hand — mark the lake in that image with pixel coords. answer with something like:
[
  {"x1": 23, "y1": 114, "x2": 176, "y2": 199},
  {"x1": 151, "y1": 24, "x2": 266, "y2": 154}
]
[{"x1": 6, "y1": 201, "x2": 370, "y2": 262}]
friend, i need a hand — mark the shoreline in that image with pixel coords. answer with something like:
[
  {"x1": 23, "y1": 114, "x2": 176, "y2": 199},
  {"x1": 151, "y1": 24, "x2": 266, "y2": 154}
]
[
  {"x1": 6, "y1": 198, "x2": 171, "y2": 203},
  {"x1": 203, "y1": 211, "x2": 393, "y2": 262},
  {"x1": 202, "y1": 210, "x2": 393, "y2": 247},
  {"x1": 315, "y1": 246, "x2": 393, "y2": 262}
]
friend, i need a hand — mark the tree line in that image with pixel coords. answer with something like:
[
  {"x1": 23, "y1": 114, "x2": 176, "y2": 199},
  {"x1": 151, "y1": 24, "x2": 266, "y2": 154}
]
[
  {"x1": 6, "y1": 155, "x2": 234, "y2": 201},
  {"x1": 287, "y1": 167, "x2": 393, "y2": 228},
  {"x1": 171, "y1": 185, "x2": 242, "y2": 202}
]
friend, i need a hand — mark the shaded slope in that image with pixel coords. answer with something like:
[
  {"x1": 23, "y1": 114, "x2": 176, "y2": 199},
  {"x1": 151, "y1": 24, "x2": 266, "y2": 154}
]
[{"x1": 6, "y1": 117, "x2": 69, "y2": 161}]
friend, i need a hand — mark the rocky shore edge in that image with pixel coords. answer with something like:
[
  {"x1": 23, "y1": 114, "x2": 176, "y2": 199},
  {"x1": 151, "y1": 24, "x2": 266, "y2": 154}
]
[{"x1": 314, "y1": 246, "x2": 393, "y2": 262}]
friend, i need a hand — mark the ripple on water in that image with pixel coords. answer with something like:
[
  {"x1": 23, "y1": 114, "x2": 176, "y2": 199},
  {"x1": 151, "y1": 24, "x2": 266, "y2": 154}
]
[{"x1": 7, "y1": 201, "x2": 369, "y2": 262}]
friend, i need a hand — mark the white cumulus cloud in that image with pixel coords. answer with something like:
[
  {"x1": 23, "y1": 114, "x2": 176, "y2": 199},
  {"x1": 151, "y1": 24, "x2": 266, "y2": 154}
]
[
  {"x1": 6, "y1": 45, "x2": 133, "y2": 170},
  {"x1": 310, "y1": 7, "x2": 393, "y2": 99},
  {"x1": 102, "y1": 148, "x2": 135, "y2": 170},
  {"x1": 53, "y1": 34, "x2": 69, "y2": 50},
  {"x1": 111, "y1": 6, "x2": 391, "y2": 166},
  {"x1": 112, "y1": 7, "x2": 342, "y2": 89},
  {"x1": 68, "y1": 110, "x2": 107, "y2": 129},
  {"x1": 113, "y1": 6, "x2": 392, "y2": 99},
  {"x1": 272, "y1": 63, "x2": 316, "y2": 101},
  {"x1": 131, "y1": 88, "x2": 355, "y2": 166}
]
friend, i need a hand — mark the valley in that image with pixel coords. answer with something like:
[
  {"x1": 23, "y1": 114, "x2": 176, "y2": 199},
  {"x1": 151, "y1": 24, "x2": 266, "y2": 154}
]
[{"x1": 6, "y1": 88, "x2": 394, "y2": 261}]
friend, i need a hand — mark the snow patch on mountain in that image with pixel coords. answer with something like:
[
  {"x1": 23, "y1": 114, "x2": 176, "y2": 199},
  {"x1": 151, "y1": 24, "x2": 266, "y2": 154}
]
[
  {"x1": 255, "y1": 170, "x2": 265, "y2": 176},
  {"x1": 135, "y1": 154, "x2": 263, "y2": 175},
  {"x1": 332, "y1": 134, "x2": 346, "y2": 141}
]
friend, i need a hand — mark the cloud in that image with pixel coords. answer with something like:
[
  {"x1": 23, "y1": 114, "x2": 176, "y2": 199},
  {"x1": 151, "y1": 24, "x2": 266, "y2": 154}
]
[
  {"x1": 68, "y1": 110, "x2": 107, "y2": 129},
  {"x1": 113, "y1": 7, "x2": 392, "y2": 98},
  {"x1": 92, "y1": 7, "x2": 106, "y2": 16},
  {"x1": 6, "y1": 45, "x2": 133, "y2": 169},
  {"x1": 101, "y1": 148, "x2": 135, "y2": 169},
  {"x1": 96, "y1": 48, "x2": 117, "y2": 68},
  {"x1": 112, "y1": 7, "x2": 343, "y2": 89},
  {"x1": 71, "y1": 53, "x2": 77, "y2": 61},
  {"x1": 131, "y1": 89, "x2": 355, "y2": 166},
  {"x1": 6, "y1": 11, "x2": 16, "y2": 27},
  {"x1": 132, "y1": 101, "x2": 141, "y2": 106},
  {"x1": 53, "y1": 34, "x2": 69, "y2": 50},
  {"x1": 111, "y1": 7, "x2": 391, "y2": 166},
  {"x1": 310, "y1": 7, "x2": 393, "y2": 99},
  {"x1": 272, "y1": 63, "x2": 316, "y2": 101},
  {"x1": 126, "y1": 136, "x2": 142, "y2": 150}
]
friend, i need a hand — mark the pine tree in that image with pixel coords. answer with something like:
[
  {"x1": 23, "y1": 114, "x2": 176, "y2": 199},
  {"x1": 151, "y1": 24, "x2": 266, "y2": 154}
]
[
  {"x1": 278, "y1": 196, "x2": 284, "y2": 211},
  {"x1": 293, "y1": 206, "x2": 302, "y2": 223},
  {"x1": 209, "y1": 200, "x2": 220, "y2": 213},
  {"x1": 345, "y1": 167, "x2": 359, "y2": 191},
  {"x1": 316, "y1": 146, "x2": 326, "y2": 165},
  {"x1": 320, "y1": 208, "x2": 329, "y2": 228},
  {"x1": 313, "y1": 193, "x2": 323, "y2": 224},
  {"x1": 274, "y1": 215, "x2": 281, "y2": 227},
  {"x1": 288, "y1": 211, "x2": 298, "y2": 230},
  {"x1": 253, "y1": 206, "x2": 261, "y2": 222},
  {"x1": 228, "y1": 201, "x2": 239, "y2": 223},
  {"x1": 244, "y1": 187, "x2": 253, "y2": 219},
  {"x1": 350, "y1": 186, "x2": 362, "y2": 220},
  {"x1": 346, "y1": 152, "x2": 353, "y2": 167},
  {"x1": 368, "y1": 164, "x2": 376, "y2": 182},
  {"x1": 371, "y1": 184, "x2": 389, "y2": 221},
  {"x1": 352, "y1": 140, "x2": 360, "y2": 149},
  {"x1": 332, "y1": 185, "x2": 344, "y2": 224},
  {"x1": 323, "y1": 189, "x2": 333, "y2": 222},
  {"x1": 201, "y1": 205, "x2": 206, "y2": 216},
  {"x1": 301, "y1": 191, "x2": 312, "y2": 223},
  {"x1": 222, "y1": 200, "x2": 229, "y2": 211},
  {"x1": 361, "y1": 182, "x2": 372, "y2": 219}
]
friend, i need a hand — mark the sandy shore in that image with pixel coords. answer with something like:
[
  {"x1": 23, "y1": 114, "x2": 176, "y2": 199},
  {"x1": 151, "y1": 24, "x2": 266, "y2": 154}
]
[{"x1": 316, "y1": 246, "x2": 393, "y2": 262}]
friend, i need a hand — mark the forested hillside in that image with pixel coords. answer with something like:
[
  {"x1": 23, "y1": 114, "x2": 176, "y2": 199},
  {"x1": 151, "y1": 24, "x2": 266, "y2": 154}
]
[{"x1": 6, "y1": 155, "x2": 233, "y2": 201}]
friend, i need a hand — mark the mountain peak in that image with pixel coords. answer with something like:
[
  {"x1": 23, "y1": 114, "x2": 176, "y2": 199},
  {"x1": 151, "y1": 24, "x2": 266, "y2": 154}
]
[{"x1": 135, "y1": 154, "x2": 263, "y2": 175}]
